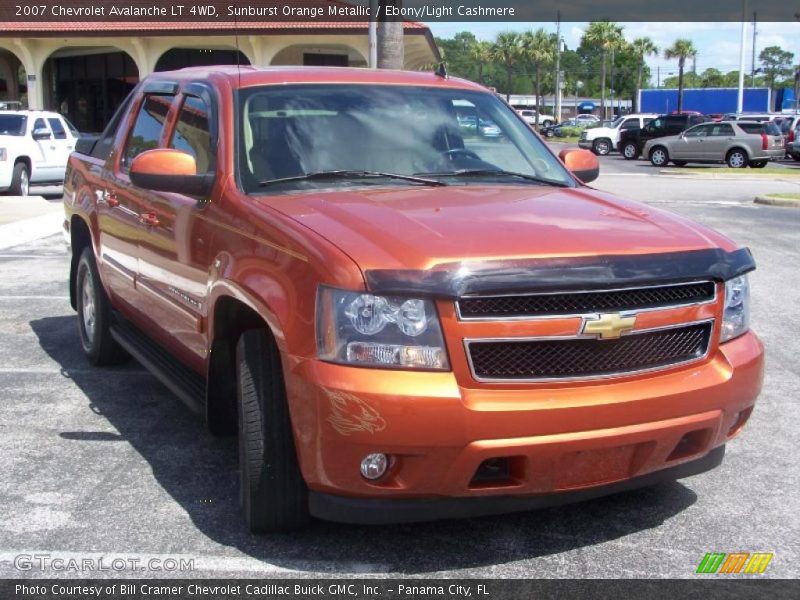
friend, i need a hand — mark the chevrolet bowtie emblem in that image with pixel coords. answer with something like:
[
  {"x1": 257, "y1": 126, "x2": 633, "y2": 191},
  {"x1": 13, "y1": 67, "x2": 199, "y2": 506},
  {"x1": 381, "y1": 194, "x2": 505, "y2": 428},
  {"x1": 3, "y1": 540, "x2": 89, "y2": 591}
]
[{"x1": 582, "y1": 313, "x2": 637, "y2": 340}]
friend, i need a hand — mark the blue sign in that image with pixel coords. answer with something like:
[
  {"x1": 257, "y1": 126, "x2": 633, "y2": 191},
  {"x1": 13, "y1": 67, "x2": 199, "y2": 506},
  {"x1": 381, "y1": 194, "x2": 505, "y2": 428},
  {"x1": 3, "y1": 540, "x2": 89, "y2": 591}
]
[{"x1": 578, "y1": 101, "x2": 596, "y2": 112}]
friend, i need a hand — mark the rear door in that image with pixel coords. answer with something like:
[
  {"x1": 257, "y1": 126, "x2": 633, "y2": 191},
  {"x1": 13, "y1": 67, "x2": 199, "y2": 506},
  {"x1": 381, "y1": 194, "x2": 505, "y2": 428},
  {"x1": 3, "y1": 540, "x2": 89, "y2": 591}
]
[
  {"x1": 99, "y1": 88, "x2": 176, "y2": 313},
  {"x1": 703, "y1": 123, "x2": 735, "y2": 159},
  {"x1": 46, "y1": 116, "x2": 76, "y2": 180}
]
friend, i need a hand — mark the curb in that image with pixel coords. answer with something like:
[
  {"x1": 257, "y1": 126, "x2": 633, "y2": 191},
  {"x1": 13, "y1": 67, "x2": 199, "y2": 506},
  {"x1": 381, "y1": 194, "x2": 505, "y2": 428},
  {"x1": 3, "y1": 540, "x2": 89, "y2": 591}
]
[
  {"x1": 0, "y1": 210, "x2": 64, "y2": 250},
  {"x1": 754, "y1": 195, "x2": 800, "y2": 208}
]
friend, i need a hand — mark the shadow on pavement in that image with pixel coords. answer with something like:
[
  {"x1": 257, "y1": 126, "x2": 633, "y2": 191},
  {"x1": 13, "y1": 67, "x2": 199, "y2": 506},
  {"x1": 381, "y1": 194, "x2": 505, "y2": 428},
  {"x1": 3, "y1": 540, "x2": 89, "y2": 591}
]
[{"x1": 30, "y1": 315, "x2": 699, "y2": 574}]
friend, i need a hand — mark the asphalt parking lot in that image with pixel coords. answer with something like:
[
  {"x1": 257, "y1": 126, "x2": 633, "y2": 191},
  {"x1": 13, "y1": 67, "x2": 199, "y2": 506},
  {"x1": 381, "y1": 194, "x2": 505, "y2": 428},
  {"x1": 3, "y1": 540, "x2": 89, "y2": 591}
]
[{"x1": 0, "y1": 161, "x2": 798, "y2": 579}]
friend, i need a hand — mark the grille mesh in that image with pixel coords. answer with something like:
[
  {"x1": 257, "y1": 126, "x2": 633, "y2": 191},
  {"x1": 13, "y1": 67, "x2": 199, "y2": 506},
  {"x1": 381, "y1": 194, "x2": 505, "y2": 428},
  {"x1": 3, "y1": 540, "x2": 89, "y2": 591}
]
[
  {"x1": 458, "y1": 282, "x2": 715, "y2": 319},
  {"x1": 468, "y1": 322, "x2": 712, "y2": 380}
]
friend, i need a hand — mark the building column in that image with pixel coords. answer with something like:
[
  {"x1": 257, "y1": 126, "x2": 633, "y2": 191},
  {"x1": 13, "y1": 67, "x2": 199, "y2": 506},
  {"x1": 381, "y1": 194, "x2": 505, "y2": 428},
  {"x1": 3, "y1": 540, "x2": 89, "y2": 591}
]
[{"x1": 11, "y1": 38, "x2": 42, "y2": 109}]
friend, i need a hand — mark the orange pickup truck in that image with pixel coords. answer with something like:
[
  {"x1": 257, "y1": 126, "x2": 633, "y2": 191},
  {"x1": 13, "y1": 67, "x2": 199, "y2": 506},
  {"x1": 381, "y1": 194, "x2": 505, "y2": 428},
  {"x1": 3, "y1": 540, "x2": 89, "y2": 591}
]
[{"x1": 63, "y1": 67, "x2": 763, "y2": 532}]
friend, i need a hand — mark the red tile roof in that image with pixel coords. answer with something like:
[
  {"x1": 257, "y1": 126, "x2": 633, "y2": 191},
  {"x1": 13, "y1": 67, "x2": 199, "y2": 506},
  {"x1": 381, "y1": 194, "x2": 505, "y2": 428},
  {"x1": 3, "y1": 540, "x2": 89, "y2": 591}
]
[{"x1": 0, "y1": 21, "x2": 427, "y2": 34}]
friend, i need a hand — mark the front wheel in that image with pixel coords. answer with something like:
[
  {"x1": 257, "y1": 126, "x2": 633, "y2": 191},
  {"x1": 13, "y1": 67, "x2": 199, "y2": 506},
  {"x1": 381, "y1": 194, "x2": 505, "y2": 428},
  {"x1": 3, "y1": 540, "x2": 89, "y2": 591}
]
[
  {"x1": 592, "y1": 138, "x2": 611, "y2": 156},
  {"x1": 622, "y1": 142, "x2": 639, "y2": 160},
  {"x1": 75, "y1": 248, "x2": 129, "y2": 366},
  {"x1": 727, "y1": 149, "x2": 748, "y2": 168},
  {"x1": 649, "y1": 146, "x2": 669, "y2": 167},
  {"x1": 237, "y1": 329, "x2": 309, "y2": 533},
  {"x1": 541, "y1": 120, "x2": 553, "y2": 128}
]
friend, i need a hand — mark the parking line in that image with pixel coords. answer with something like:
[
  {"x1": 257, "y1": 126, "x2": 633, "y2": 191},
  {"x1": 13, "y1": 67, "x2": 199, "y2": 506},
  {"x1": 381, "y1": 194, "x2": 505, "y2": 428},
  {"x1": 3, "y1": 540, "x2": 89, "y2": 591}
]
[{"x1": 0, "y1": 296, "x2": 70, "y2": 300}]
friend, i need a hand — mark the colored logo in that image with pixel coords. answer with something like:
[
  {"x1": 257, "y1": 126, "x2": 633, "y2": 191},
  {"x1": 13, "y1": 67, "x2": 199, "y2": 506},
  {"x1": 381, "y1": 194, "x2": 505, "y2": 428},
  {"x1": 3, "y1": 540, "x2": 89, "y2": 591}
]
[
  {"x1": 581, "y1": 313, "x2": 637, "y2": 340},
  {"x1": 696, "y1": 552, "x2": 773, "y2": 574}
]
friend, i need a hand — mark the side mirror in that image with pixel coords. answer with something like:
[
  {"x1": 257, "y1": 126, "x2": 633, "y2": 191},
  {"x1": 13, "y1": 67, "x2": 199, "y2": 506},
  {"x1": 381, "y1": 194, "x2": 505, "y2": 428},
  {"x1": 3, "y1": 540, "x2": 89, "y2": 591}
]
[
  {"x1": 32, "y1": 128, "x2": 51, "y2": 141},
  {"x1": 558, "y1": 148, "x2": 599, "y2": 184},
  {"x1": 129, "y1": 149, "x2": 214, "y2": 196}
]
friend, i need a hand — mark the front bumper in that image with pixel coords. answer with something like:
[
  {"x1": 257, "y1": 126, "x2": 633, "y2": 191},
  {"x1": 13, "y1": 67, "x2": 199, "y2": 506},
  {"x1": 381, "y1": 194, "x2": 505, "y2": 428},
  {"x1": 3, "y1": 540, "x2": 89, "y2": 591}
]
[{"x1": 284, "y1": 330, "x2": 763, "y2": 523}]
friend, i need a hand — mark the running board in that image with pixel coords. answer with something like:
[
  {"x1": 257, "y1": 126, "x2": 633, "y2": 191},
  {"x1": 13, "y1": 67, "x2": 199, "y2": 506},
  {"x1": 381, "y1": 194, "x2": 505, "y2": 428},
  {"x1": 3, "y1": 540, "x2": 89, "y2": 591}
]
[{"x1": 110, "y1": 319, "x2": 206, "y2": 414}]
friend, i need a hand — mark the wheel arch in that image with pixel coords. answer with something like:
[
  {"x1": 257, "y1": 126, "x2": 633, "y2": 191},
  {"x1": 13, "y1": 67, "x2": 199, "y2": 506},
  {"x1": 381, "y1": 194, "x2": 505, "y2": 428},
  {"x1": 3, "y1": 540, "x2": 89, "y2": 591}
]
[
  {"x1": 14, "y1": 155, "x2": 31, "y2": 173},
  {"x1": 69, "y1": 215, "x2": 93, "y2": 310},
  {"x1": 206, "y1": 288, "x2": 285, "y2": 436}
]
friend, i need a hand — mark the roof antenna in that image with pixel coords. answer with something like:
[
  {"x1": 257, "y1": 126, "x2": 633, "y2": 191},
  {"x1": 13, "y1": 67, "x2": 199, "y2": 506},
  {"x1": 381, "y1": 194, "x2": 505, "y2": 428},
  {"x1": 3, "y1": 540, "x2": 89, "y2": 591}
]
[
  {"x1": 234, "y1": 10, "x2": 242, "y2": 87},
  {"x1": 434, "y1": 61, "x2": 447, "y2": 79}
]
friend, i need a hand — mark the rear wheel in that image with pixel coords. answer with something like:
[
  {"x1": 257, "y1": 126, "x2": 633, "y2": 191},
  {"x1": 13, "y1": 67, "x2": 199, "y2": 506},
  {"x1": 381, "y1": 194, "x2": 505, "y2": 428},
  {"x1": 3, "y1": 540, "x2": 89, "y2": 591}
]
[
  {"x1": 75, "y1": 248, "x2": 129, "y2": 366},
  {"x1": 592, "y1": 138, "x2": 611, "y2": 156},
  {"x1": 726, "y1": 149, "x2": 748, "y2": 168},
  {"x1": 622, "y1": 142, "x2": 639, "y2": 160},
  {"x1": 237, "y1": 329, "x2": 309, "y2": 533},
  {"x1": 649, "y1": 146, "x2": 669, "y2": 167},
  {"x1": 10, "y1": 162, "x2": 29, "y2": 196},
  {"x1": 750, "y1": 160, "x2": 767, "y2": 169}
]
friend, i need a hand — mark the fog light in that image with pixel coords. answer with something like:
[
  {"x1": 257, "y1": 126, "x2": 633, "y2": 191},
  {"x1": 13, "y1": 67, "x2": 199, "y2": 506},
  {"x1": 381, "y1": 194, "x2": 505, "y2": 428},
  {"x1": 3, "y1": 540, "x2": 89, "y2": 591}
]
[{"x1": 360, "y1": 453, "x2": 389, "y2": 480}]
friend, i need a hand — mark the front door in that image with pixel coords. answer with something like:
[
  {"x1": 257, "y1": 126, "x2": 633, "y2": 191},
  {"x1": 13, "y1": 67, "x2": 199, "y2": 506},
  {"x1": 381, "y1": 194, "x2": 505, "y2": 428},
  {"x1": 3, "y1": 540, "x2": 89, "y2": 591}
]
[
  {"x1": 46, "y1": 116, "x2": 76, "y2": 179},
  {"x1": 672, "y1": 123, "x2": 711, "y2": 160}
]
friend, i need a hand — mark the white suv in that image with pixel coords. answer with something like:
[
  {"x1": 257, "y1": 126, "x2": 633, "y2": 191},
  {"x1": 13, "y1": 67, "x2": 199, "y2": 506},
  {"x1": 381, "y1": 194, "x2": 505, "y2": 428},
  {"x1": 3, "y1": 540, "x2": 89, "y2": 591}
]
[
  {"x1": 517, "y1": 109, "x2": 557, "y2": 128},
  {"x1": 0, "y1": 110, "x2": 79, "y2": 196},
  {"x1": 578, "y1": 113, "x2": 659, "y2": 155}
]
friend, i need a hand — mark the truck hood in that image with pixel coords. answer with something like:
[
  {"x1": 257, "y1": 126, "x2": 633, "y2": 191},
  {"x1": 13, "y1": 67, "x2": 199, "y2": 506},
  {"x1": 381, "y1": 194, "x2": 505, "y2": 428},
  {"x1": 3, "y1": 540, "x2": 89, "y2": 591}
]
[
  {"x1": 585, "y1": 127, "x2": 616, "y2": 139},
  {"x1": 259, "y1": 184, "x2": 735, "y2": 273}
]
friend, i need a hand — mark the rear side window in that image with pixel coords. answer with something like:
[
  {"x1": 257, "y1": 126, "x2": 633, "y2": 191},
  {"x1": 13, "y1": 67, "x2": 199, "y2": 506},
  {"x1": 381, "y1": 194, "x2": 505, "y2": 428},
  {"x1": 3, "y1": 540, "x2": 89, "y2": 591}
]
[
  {"x1": 737, "y1": 122, "x2": 762, "y2": 134},
  {"x1": 48, "y1": 118, "x2": 67, "y2": 140},
  {"x1": 121, "y1": 94, "x2": 174, "y2": 170},
  {"x1": 0, "y1": 114, "x2": 26, "y2": 136},
  {"x1": 762, "y1": 122, "x2": 781, "y2": 136},
  {"x1": 170, "y1": 95, "x2": 212, "y2": 173}
]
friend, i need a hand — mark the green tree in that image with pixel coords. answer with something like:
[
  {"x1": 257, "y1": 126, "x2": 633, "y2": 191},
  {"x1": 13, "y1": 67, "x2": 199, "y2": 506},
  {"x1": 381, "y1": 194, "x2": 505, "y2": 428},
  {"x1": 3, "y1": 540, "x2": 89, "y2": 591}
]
[
  {"x1": 469, "y1": 40, "x2": 493, "y2": 84},
  {"x1": 700, "y1": 68, "x2": 724, "y2": 88},
  {"x1": 631, "y1": 37, "x2": 658, "y2": 112},
  {"x1": 521, "y1": 29, "x2": 556, "y2": 125},
  {"x1": 492, "y1": 32, "x2": 522, "y2": 100},
  {"x1": 759, "y1": 46, "x2": 795, "y2": 97},
  {"x1": 581, "y1": 21, "x2": 625, "y2": 119},
  {"x1": 664, "y1": 38, "x2": 697, "y2": 113}
]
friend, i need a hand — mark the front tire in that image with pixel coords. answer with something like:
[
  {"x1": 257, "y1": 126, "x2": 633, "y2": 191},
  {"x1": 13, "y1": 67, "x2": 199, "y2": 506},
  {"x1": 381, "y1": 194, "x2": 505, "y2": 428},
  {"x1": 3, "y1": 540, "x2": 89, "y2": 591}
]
[
  {"x1": 592, "y1": 138, "x2": 612, "y2": 156},
  {"x1": 237, "y1": 329, "x2": 309, "y2": 533},
  {"x1": 649, "y1": 146, "x2": 669, "y2": 167},
  {"x1": 726, "y1": 149, "x2": 748, "y2": 168},
  {"x1": 622, "y1": 142, "x2": 639, "y2": 160},
  {"x1": 75, "y1": 248, "x2": 129, "y2": 366},
  {"x1": 10, "y1": 162, "x2": 30, "y2": 196},
  {"x1": 541, "y1": 120, "x2": 553, "y2": 128}
]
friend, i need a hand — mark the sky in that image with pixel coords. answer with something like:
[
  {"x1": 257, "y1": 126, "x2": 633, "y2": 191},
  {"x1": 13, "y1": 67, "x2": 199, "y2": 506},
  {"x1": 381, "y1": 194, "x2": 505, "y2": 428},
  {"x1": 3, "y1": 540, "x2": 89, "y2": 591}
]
[{"x1": 427, "y1": 22, "x2": 800, "y2": 79}]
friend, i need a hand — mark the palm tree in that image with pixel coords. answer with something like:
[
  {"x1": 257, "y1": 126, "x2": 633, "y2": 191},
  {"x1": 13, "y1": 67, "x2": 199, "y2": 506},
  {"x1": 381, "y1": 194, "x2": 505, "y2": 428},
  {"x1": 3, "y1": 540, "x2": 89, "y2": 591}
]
[
  {"x1": 581, "y1": 21, "x2": 625, "y2": 119},
  {"x1": 521, "y1": 29, "x2": 556, "y2": 127},
  {"x1": 469, "y1": 41, "x2": 493, "y2": 84},
  {"x1": 377, "y1": 0, "x2": 404, "y2": 69},
  {"x1": 664, "y1": 38, "x2": 697, "y2": 114},
  {"x1": 492, "y1": 32, "x2": 521, "y2": 100},
  {"x1": 631, "y1": 37, "x2": 658, "y2": 112}
]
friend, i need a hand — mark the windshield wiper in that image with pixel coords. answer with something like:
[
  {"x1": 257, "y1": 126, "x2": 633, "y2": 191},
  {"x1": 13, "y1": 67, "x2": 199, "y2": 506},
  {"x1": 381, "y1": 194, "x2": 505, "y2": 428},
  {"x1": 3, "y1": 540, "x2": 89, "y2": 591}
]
[
  {"x1": 416, "y1": 168, "x2": 570, "y2": 187},
  {"x1": 259, "y1": 170, "x2": 447, "y2": 187}
]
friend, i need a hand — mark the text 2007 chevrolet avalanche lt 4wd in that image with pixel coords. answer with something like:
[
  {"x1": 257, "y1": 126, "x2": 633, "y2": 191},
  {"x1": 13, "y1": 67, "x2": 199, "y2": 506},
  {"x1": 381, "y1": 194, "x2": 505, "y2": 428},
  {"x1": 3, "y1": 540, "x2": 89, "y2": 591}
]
[{"x1": 63, "y1": 67, "x2": 763, "y2": 532}]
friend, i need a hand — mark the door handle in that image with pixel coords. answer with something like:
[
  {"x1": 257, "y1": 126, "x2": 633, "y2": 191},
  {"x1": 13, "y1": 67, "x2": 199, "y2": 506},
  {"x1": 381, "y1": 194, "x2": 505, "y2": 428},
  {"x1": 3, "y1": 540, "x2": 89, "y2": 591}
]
[
  {"x1": 105, "y1": 190, "x2": 119, "y2": 208},
  {"x1": 139, "y1": 212, "x2": 160, "y2": 227}
]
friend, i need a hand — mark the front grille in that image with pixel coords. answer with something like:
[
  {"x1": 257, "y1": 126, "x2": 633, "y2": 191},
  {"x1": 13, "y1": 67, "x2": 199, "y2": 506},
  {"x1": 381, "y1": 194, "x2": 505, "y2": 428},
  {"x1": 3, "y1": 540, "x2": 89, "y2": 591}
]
[
  {"x1": 467, "y1": 321, "x2": 713, "y2": 381},
  {"x1": 457, "y1": 282, "x2": 715, "y2": 320}
]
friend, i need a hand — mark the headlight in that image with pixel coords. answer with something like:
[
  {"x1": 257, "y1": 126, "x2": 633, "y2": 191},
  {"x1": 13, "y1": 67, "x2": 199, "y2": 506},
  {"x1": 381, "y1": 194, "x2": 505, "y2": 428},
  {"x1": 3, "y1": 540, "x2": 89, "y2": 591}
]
[
  {"x1": 316, "y1": 287, "x2": 449, "y2": 370},
  {"x1": 721, "y1": 275, "x2": 750, "y2": 343}
]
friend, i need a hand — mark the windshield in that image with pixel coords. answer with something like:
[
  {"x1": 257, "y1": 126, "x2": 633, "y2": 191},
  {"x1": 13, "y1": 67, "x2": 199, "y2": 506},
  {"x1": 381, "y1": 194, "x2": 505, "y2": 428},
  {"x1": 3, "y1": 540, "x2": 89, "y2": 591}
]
[
  {"x1": 238, "y1": 84, "x2": 575, "y2": 193},
  {"x1": 609, "y1": 116, "x2": 625, "y2": 129},
  {"x1": 0, "y1": 115, "x2": 27, "y2": 136}
]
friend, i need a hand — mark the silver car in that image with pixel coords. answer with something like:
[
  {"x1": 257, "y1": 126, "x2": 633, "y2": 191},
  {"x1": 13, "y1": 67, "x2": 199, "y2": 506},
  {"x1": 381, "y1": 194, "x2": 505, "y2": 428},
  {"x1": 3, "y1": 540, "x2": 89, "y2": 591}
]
[{"x1": 644, "y1": 120, "x2": 784, "y2": 168}]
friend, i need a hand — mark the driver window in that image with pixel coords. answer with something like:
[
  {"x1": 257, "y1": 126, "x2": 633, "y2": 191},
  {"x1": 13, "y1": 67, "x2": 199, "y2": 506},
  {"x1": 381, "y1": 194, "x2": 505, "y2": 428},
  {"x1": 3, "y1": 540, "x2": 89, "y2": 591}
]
[
  {"x1": 32, "y1": 118, "x2": 49, "y2": 136},
  {"x1": 684, "y1": 125, "x2": 708, "y2": 138},
  {"x1": 621, "y1": 119, "x2": 639, "y2": 130}
]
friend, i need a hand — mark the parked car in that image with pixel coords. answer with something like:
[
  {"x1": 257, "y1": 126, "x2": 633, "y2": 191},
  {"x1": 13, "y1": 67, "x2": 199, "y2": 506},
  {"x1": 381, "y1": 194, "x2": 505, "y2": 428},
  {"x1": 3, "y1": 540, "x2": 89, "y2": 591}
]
[
  {"x1": 722, "y1": 112, "x2": 775, "y2": 122},
  {"x1": 64, "y1": 67, "x2": 763, "y2": 531},
  {"x1": 0, "y1": 109, "x2": 80, "y2": 196},
  {"x1": 574, "y1": 114, "x2": 601, "y2": 126},
  {"x1": 540, "y1": 119, "x2": 585, "y2": 138},
  {"x1": 645, "y1": 120, "x2": 784, "y2": 168},
  {"x1": 578, "y1": 113, "x2": 659, "y2": 155},
  {"x1": 791, "y1": 134, "x2": 800, "y2": 161},
  {"x1": 706, "y1": 113, "x2": 725, "y2": 122},
  {"x1": 517, "y1": 108, "x2": 557, "y2": 128},
  {"x1": 619, "y1": 113, "x2": 707, "y2": 160},
  {"x1": 776, "y1": 114, "x2": 800, "y2": 158},
  {"x1": 478, "y1": 118, "x2": 503, "y2": 138}
]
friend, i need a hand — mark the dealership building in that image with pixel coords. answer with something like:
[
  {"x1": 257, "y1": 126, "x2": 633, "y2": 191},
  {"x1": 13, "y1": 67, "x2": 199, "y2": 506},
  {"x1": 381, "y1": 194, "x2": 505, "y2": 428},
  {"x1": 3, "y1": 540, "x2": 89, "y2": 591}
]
[{"x1": 0, "y1": 17, "x2": 438, "y2": 132}]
